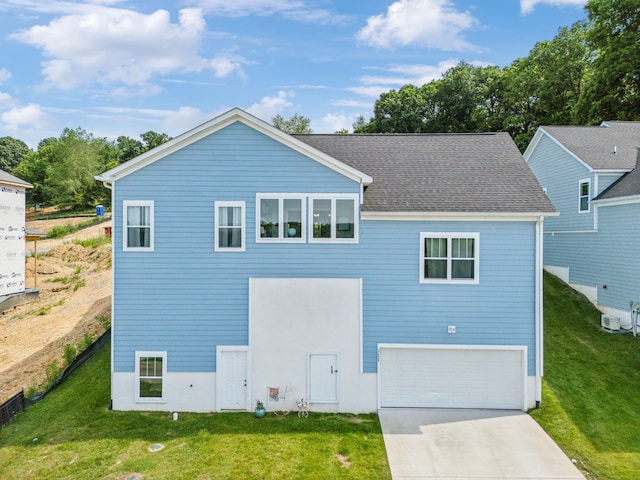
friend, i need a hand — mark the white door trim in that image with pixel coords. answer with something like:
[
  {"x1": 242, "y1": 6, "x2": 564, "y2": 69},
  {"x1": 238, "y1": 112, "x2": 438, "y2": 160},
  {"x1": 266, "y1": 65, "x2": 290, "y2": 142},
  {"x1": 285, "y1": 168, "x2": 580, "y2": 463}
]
[
  {"x1": 377, "y1": 344, "x2": 528, "y2": 411},
  {"x1": 216, "y1": 346, "x2": 250, "y2": 412}
]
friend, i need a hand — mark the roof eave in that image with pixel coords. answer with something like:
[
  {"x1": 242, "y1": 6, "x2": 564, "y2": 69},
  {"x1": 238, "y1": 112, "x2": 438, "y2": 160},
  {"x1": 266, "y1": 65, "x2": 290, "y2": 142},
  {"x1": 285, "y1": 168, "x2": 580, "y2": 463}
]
[
  {"x1": 361, "y1": 211, "x2": 558, "y2": 221},
  {"x1": 95, "y1": 108, "x2": 373, "y2": 187}
]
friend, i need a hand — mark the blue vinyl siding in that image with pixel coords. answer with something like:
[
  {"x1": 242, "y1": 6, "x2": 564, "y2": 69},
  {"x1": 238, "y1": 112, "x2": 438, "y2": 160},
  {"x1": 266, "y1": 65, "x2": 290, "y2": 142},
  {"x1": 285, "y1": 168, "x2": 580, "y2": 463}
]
[
  {"x1": 112, "y1": 121, "x2": 539, "y2": 376},
  {"x1": 360, "y1": 220, "x2": 537, "y2": 374},
  {"x1": 528, "y1": 135, "x2": 593, "y2": 232},
  {"x1": 596, "y1": 174, "x2": 622, "y2": 195},
  {"x1": 544, "y1": 202, "x2": 640, "y2": 311},
  {"x1": 529, "y1": 131, "x2": 638, "y2": 315}
]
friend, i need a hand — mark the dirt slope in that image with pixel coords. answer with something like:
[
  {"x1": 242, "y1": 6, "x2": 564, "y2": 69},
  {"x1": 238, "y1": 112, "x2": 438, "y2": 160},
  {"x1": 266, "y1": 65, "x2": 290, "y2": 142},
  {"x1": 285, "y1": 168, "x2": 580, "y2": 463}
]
[{"x1": 0, "y1": 219, "x2": 112, "y2": 403}]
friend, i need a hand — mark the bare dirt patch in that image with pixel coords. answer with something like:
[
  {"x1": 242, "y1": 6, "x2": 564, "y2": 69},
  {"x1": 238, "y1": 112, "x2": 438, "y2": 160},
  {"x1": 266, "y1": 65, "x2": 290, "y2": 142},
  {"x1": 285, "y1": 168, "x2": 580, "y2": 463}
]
[{"x1": 0, "y1": 220, "x2": 112, "y2": 403}]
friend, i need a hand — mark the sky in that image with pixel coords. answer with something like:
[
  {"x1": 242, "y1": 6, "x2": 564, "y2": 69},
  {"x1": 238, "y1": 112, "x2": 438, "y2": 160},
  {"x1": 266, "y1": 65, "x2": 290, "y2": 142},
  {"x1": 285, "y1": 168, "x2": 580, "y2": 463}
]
[{"x1": 0, "y1": 0, "x2": 589, "y2": 148}]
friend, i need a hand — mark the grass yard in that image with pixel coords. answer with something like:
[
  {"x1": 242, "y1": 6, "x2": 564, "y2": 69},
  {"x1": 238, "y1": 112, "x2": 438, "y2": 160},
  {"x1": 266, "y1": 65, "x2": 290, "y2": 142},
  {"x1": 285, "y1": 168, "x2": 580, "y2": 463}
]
[
  {"x1": 0, "y1": 346, "x2": 390, "y2": 479},
  {"x1": 531, "y1": 272, "x2": 640, "y2": 480}
]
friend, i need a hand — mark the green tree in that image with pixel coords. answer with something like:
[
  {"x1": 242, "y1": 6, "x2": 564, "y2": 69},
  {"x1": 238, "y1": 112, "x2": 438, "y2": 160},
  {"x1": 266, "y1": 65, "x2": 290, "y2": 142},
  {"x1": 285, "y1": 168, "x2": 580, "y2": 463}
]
[
  {"x1": 272, "y1": 114, "x2": 313, "y2": 134},
  {"x1": 577, "y1": 0, "x2": 640, "y2": 122},
  {"x1": 503, "y1": 22, "x2": 589, "y2": 149},
  {"x1": 14, "y1": 128, "x2": 115, "y2": 209},
  {"x1": 0, "y1": 136, "x2": 31, "y2": 172},
  {"x1": 140, "y1": 131, "x2": 172, "y2": 150},
  {"x1": 431, "y1": 62, "x2": 506, "y2": 133},
  {"x1": 367, "y1": 83, "x2": 440, "y2": 133},
  {"x1": 115, "y1": 136, "x2": 145, "y2": 163},
  {"x1": 352, "y1": 115, "x2": 369, "y2": 133}
]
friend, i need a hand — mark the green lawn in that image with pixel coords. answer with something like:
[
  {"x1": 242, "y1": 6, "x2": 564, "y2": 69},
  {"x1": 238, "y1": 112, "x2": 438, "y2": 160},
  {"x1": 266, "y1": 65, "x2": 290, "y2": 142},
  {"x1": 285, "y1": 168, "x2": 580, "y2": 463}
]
[
  {"x1": 531, "y1": 272, "x2": 640, "y2": 480},
  {"x1": 0, "y1": 346, "x2": 390, "y2": 479},
  {"x1": 4, "y1": 271, "x2": 640, "y2": 479}
]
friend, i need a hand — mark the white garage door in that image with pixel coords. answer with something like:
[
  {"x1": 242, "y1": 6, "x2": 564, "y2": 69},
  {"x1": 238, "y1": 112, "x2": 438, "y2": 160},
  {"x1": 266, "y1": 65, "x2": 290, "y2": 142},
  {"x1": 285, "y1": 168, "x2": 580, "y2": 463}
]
[{"x1": 378, "y1": 345, "x2": 526, "y2": 410}]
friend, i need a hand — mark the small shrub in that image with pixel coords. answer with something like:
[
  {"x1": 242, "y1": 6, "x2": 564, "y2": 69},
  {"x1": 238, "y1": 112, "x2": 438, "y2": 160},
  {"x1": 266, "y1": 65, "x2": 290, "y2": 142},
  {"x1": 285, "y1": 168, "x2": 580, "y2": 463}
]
[
  {"x1": 24, "y1": 385, "x2": 38, "y2": 398},
  {"x1": 74, "y1": 236, "x2": 112, "y2": 248},
  {"x1": 45, "y1": 216, "x2": 105, "y2": 239},
  {"x1": 45, "y1": 360, "x2": 60, "y2": 387},
  {"x1": 78, "y1": 332, "x2": 95, "y2": 352},
  {"x1": 97, "y1": 314, "x2": 111, "y2": 330},
  {"x1": 73, "y1": 278, "x2": 86, "y2": 291},
  {"x1": 47, "y1": 224, "x2": 75, "y2": 239},
  {"x1": 63, "y1": 344, "x2": 77, "y2": 366}
]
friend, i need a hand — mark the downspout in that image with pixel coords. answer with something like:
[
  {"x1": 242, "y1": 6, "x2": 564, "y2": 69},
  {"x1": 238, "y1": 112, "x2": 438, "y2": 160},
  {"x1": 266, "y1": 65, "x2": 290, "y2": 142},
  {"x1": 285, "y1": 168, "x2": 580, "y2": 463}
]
[
  {"x1": 100, "y1": 178, "x2": 115, "y2": 408},
  {"x1": 535, "y1": 216, "x2": 544, "y2": 408}
]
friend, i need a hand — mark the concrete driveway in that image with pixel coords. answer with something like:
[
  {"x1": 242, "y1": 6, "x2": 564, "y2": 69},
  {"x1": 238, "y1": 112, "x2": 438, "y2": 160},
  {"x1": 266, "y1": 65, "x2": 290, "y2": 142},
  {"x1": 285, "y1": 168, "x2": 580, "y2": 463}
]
[{"x1": 379, "y1": 408, "x2": 585, "y2": 479}]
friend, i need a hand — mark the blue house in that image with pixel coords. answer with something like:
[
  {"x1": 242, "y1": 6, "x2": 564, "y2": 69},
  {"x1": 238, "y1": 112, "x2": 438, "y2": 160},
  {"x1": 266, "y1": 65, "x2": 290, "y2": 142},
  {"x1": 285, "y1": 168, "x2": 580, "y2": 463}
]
[
  {"x1": 525, "y1": 122, "x2": 640, "y2": 332},
  {"x1": 96, "y1": 108, "x2": 555, "y2": 413}
]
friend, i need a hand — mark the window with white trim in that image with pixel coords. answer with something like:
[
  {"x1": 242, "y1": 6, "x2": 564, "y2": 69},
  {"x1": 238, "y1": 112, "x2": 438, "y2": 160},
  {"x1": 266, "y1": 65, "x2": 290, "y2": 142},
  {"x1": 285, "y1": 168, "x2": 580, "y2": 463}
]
[
  {"x1": 309, "y1": 195, "x2": 358, "y2": 242},
  {"x1": 579, "y1": 179, "x2": 590, "y2": 212},
  {"x1": 215, "y1": 201, "x2": 245, "y2": 251},
  {"x1": 420, "y1": 233, "x2": 479, "y2": 284},
  {"x1": 135, "y1": 351, "x2": 166, "y2": 402},
  {"x1": 123, "y1": 200, "x2": 154, "y2": 251},
  {"x1": 257, "y1": 195, "x2": 305, "y2": 242}
]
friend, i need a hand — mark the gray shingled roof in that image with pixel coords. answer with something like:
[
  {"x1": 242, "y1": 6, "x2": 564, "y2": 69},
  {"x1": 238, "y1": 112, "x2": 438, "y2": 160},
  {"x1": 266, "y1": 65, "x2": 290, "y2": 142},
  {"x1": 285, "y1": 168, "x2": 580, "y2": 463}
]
[
  {"x1": 543, "y1": 122, "x2": 640, "y2": 170},
  {"x1": 595, "y1": 151, "x2": 640, "y2": 201},
  {"x1": 0, "y1": 168, "x2": 31, "y2": 188},
  {"x1": 293, "y1": 133, "x2": 555, "y2": 214}
]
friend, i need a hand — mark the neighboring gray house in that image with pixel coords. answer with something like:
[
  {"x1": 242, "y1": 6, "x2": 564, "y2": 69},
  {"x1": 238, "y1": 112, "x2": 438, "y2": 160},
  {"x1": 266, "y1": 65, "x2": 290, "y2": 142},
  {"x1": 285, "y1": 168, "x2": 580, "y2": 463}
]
[
  {"x1": 524, "y1": 122, "x2": 640, "y2": 331},
  {"x1": 96, "y1": 108, "x2": 555, "y2": 414}
]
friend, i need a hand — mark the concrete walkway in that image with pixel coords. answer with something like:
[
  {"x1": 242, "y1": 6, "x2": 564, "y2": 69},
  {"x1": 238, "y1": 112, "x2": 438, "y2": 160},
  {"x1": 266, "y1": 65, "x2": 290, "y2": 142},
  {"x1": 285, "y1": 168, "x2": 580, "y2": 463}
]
[{"x1": 379, "y1": 408, "x2": 586, "y2": 480}]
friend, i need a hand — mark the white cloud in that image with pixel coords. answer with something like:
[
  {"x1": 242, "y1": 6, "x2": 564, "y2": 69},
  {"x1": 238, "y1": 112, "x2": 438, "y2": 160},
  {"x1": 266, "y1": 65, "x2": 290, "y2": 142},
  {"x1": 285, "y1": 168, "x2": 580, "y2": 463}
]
[
  {"x1": 1, "y1": 103, "x2": 56, "y2": 130},
  {"x1": 161, "y1": 106, "x2": 213, "y2": 134},
  {"x1": 0, "y1": 69, "x2": 12, "y2": 84},
  {"x1": 345, "y1": 85, "x2": 392, "y2": 99},
  {"x1": 0, "y1": 92, "x2": 15, "y2": 109},
  {"x1": 321, "y1": 113, "x2": 350, "y2": 132},
  {"x1": 191, "y1": 0, "x2": 348, "y2": 24},
  {"x1": 356, "y1": 0, "x2": 480, "y2": 51},
  {"x1": 193, "y1": 0, "x2": 302, "y2": 16},
  {"x1": 344, "y1": 59, "x2": 460, "y2": 101},
  {"x1": 520, "y1": 0, "x2": 587, "y2": 14},
  {"x1": 330, "y1": 99, "x2": 374, "y2": 109},
  {"x1": 246, "y1": 90, "x2": 294, "y2": 121},
  {"x1": 9, "y1": 8, "x2": 246, "y2": 92}
]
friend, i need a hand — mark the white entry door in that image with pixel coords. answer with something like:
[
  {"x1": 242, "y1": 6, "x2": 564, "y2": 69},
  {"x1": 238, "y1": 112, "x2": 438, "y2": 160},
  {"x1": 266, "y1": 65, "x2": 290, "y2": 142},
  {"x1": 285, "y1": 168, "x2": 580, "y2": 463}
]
[
  {"x1": 308, "y1": 353, "x2": 338, "y2": 403},
  {"x1": 217, "y1": 348, "x2": 249, "y2": 410}
]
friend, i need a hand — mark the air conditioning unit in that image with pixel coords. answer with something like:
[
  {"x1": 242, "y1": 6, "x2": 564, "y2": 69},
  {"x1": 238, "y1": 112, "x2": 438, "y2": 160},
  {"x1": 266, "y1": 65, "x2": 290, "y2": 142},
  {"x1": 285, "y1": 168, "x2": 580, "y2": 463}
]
[{"x1": 601, "y1": 314, "x2": 621, "y2": 331}]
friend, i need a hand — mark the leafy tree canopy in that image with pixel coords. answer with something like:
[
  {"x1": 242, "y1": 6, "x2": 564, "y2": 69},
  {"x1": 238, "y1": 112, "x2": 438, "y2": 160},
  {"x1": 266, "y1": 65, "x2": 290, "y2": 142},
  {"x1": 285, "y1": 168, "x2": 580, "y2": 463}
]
[
  {"x1": 272, "y1": 114, "x2": 313, "y2": 134},
  {"x1": 0, "y1": 136, "x2": 31, "y2": 172}
]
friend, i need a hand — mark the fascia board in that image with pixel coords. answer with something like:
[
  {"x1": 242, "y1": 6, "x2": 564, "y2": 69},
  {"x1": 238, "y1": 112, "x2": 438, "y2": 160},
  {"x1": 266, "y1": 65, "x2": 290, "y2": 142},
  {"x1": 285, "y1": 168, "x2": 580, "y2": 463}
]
[
  {"x1": 361, "y1": 211, "x2": 559, "y2": 221},
  {"x1": 592, "y1": 194, "x2": 640, "y2": 207}
]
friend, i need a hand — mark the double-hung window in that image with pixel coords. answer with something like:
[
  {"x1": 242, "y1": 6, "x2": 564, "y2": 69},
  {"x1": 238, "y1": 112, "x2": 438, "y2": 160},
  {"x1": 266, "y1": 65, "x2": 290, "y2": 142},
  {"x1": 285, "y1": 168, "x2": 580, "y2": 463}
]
[
  {"x1": 420, "y1": 233, "x2": 479, "y2": 284},
  {"x1": 215, "y1": 201, "x2": 245, "y2": 251},
  {"x1": 257, "y1": 195, "x2": 305, "y2": 242},
  {"x1": 579, "y1": 179, "x2": 590, "y2": 213},
  {"x1": 309, "y1": 195, "x2": 358, "y2": 242},
  {"x1": 135, "y1": 351, "x2": 166, "y2": 402},
  {"x1": 123, "y1": 200, "x2": 154, "y2": 251}
]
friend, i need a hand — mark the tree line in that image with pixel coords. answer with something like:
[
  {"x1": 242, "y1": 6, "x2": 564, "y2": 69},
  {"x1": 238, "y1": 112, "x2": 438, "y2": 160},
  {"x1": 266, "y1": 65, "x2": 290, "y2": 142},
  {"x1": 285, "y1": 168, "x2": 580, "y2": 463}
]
[
  {"x1": 1, "y1": 130, "x2": 171, "y2": 210},
  {"x1": 354, "y1": 0, "x2": 640, "y2": 150},
  {"x1": 1, "y1": 0, "x2": 637, "y2": 210}
]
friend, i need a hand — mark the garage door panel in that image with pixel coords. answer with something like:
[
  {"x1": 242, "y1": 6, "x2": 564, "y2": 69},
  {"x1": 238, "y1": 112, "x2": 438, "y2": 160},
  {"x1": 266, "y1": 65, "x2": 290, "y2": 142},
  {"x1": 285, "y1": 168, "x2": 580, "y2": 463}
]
[{"x1": 379, "y1": 346, "x2": 525, "y2": 410}]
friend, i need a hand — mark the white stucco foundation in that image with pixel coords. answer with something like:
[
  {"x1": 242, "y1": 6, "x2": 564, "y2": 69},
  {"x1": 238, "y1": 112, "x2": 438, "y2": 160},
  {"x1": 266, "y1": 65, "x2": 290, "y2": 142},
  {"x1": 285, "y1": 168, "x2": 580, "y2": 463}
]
[{"x1": 111, "y1": 372, "x2": 216, "y2": 412}]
